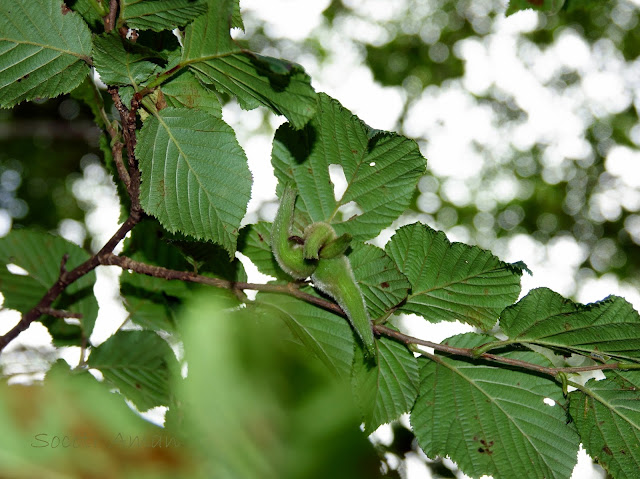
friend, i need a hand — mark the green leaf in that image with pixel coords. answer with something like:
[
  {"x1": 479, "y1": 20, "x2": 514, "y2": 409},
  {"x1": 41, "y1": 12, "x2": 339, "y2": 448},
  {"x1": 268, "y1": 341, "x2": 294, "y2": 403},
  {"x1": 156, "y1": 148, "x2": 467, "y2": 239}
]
[
  {"x1": 121, "y1": 0, "x2": 208, "y2": 31},
  {"x1": 160, "y1": 70, "x2": 222, "y2": 117},
  {"x1": 385, "y1": 223, "x2": 524, "y2": 330},
  {"x1": 88, "y1": 330, "x2": 179, "y2": 411},
  {"x1": 238, "y1": 221, "x2": 289, "y2": 280},
  {"x1": 411, "y1": 333, "x2": 580, "y2": 479},
  {"x1": 92, "y1": 33, "x2": 164, "y2": 87},
  {"x1": 0, "y1": 0, "x2": 92, "y2": 108},
  {"x1": 120, "y1": 287, "x2": 180, "y2": 332},
  {"x1": 0, "y1": 229, "x2": 98, "y2": 339},
  {"x1": 68, "y1": 0, "x2": 107, "y2": 30},
  {"x1": 501, "y1": 287, "x2": 640, "y2": 362},
  {"x1": 569, "y1": 371, "x2": 640, "y2": 479},
  {"x1": 272, "y1": 93, "x2": 426, "y2": 240},
  {"x1": 256, "y1": 288, "x2": 356, "y2": 379},
  {"x1": 231, "y1": 0, "x2": 243, "y2": 30},
  {"x1": 352, "y1": 335, "x2": 419, "y2": 434},
  {"x1": 162, "y1": 232, "x2": 247, "y2": 281},
  {"x1": 506, "y1": 0, "x2": 565, "y2": 16},
  {"x1": 136, "y1": 107, "x2": 252, "y2": 256},
  {"x1": 349, "y1": 244, "x2": 410, "y2": 320},
  {"x1": 181, "y1": 0, "x2": 316, "y2": 128}
]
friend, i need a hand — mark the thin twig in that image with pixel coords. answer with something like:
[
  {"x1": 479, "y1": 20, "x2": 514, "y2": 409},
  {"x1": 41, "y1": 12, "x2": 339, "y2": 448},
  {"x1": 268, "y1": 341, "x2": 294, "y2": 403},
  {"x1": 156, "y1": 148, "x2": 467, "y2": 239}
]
[
  {"x1": 108, "y1": 88, "x2": 141, "y2": 211},
  {"x1": 374, "y1": 324, "x2": 640, "y2": 378},
  {"x1": 99, "y1": 253, "x2": 343, "y2": 315},
  {"x1": 104, "y1": 0, "x2": 118, "y2": 33},
  {"x1": 92, "y1": 80, "x2": 132, "y2": 190},
  {"x1": 37, "y1": 308, "x2": 83, "y2": 320},
  {"x1": 0, "y1": 214, "x2": 140, "y2": 352}
]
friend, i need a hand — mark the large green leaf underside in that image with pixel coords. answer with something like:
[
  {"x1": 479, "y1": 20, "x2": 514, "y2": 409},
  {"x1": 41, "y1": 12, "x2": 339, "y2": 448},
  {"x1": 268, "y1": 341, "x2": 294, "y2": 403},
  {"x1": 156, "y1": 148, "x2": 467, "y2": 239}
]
[
  {"x1": 569, "y1": 371, "x2": 640, "y2": 479},
  {"x1": 188, "y1": 53, "x2": 317, "y2": 129},
  {"x1": 352, "y1": 335, "x2": 419, "y2": 434},
  {"x1": 272, "y1": 93, "x2": 426, "y2": 240},
  {"x1": 121, "y1": 0, "x2": 208, "y2": 31},
  {"x1": 136, "y1": 107, "x2": 251, "y2": 256},
  {"x1": 412, "y1": 333, "x2": 580, "y2": 479},
  {"x1": 0, "y1": 0, "x2": 91, "y2": 108},
  {"x1": 501, "y1": 287, "x2": 640, "y2": 362},
  {"x1": 386, "y1": 223, "x2": 524, "y2": 330},
  {"x1": 349, "y1": 244, "x2": 410, "y2": 320},
  {"x1": 92, "y1": 33, "x2": 163, "y2": 87},
  {"x1": 160, "y1": 70, "x2": 222, "y2": 117},
  {"x1": 88, "y1": 330, "x2": 178, "y2": 411},
  {"x1": 181, "y1": 0, "x2": 316, "y2": 128},
  {"x1": 256, "y1": 288, "x2": 356, "y2": 379},
  {"x1": 0, "y1": 229, "x2": 98, "y2": 338}
]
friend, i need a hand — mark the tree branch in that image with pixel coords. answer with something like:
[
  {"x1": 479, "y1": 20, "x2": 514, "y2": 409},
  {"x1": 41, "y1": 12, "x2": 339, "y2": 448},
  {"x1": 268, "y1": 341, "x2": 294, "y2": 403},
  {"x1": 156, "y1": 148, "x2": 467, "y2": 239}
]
[
  {"x1": 90, "y1": 254, "x2": 640, "y2": 379},
  {"x1": 0, "y1": 214, "x2": 140, "y2": 352},
  {"x1": 99, "y1": 253, "x2": 345, "y2": 315},
  {"x1": 108, "y1": 87, "x2": 141, "y2": 211},
  {"x1": 373, "y1": 324, "x2": 640, "y2": 378},
  {"x1": 37, "y1": 308, "x2": 83, "y2": 320}
]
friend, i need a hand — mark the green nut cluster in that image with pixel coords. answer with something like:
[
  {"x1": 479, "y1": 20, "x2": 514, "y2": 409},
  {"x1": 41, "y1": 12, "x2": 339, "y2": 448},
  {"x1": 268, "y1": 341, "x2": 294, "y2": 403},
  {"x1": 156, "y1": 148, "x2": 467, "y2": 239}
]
[{"x1": 271, "y1": 184, "x2": 377, "y2": 360}]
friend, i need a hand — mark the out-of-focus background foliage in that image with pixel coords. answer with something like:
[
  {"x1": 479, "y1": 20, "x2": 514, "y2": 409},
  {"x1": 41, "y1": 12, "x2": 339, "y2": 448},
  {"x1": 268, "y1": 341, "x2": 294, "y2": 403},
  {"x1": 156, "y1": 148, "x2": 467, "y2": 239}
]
[{"x1": 1, "y1": 1, "x2": 639, "y2": 477}]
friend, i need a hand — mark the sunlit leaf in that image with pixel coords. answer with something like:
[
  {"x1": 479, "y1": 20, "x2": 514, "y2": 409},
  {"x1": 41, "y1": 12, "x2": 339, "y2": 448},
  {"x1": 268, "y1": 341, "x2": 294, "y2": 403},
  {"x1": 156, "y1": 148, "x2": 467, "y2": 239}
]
[
  {"x1": 349, "y1": 244, "x2": 410, "y2": 320},
  {"x1": 136, "y1": 107, "x2": 252, "y2": 255},
  {"x1": 386, "y1": 223, "x2": 524, "y2": 330},
  {"x1": 181, "y1": 0, "x2": 316, "y2": 128},
  {"x1": 272, "y1": 93, "x2": 426, "y2": 240},
  {"x1": 501, "y1": 287, "x2": 640, "y2": 362}
]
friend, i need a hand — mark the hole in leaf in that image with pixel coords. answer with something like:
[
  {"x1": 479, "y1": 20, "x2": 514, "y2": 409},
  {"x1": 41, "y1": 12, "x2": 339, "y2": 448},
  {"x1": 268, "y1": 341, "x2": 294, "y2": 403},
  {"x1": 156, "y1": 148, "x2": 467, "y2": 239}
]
[
  {"x1": 328, "y1": 164, "x2": 348, "y2": 201},
  {"x1": 338, "y1": 201, "x2": 363, "y2": 220},
  {"x1": 6, "y1": 264, "x2": 28, "y2": 276},
  {"x1": 543, "y1": 397, "x2": 555, "y2": 407}
]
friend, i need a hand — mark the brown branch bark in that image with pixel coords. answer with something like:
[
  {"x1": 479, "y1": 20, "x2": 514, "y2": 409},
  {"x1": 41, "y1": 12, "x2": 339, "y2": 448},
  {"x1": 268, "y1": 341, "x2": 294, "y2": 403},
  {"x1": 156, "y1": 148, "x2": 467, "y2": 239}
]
[
  {"x1": 108, "y1": 88, "x2": 141, "y2": 210},
  {"x1": 99, "y1": 253, "x2": 344, "y2": 315},
  {"x1": 103, "y1": 0, "x2": 119, "y2": 33},
  {"x1": 0, "y1": 215, "x2": 141, "y2": 352},
  {"x1": 374, "y1": 324, "x2": 637, "y2": 378},
  {"x1": 37, "y1": 308, "x2": 83, "y2": 320}
]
